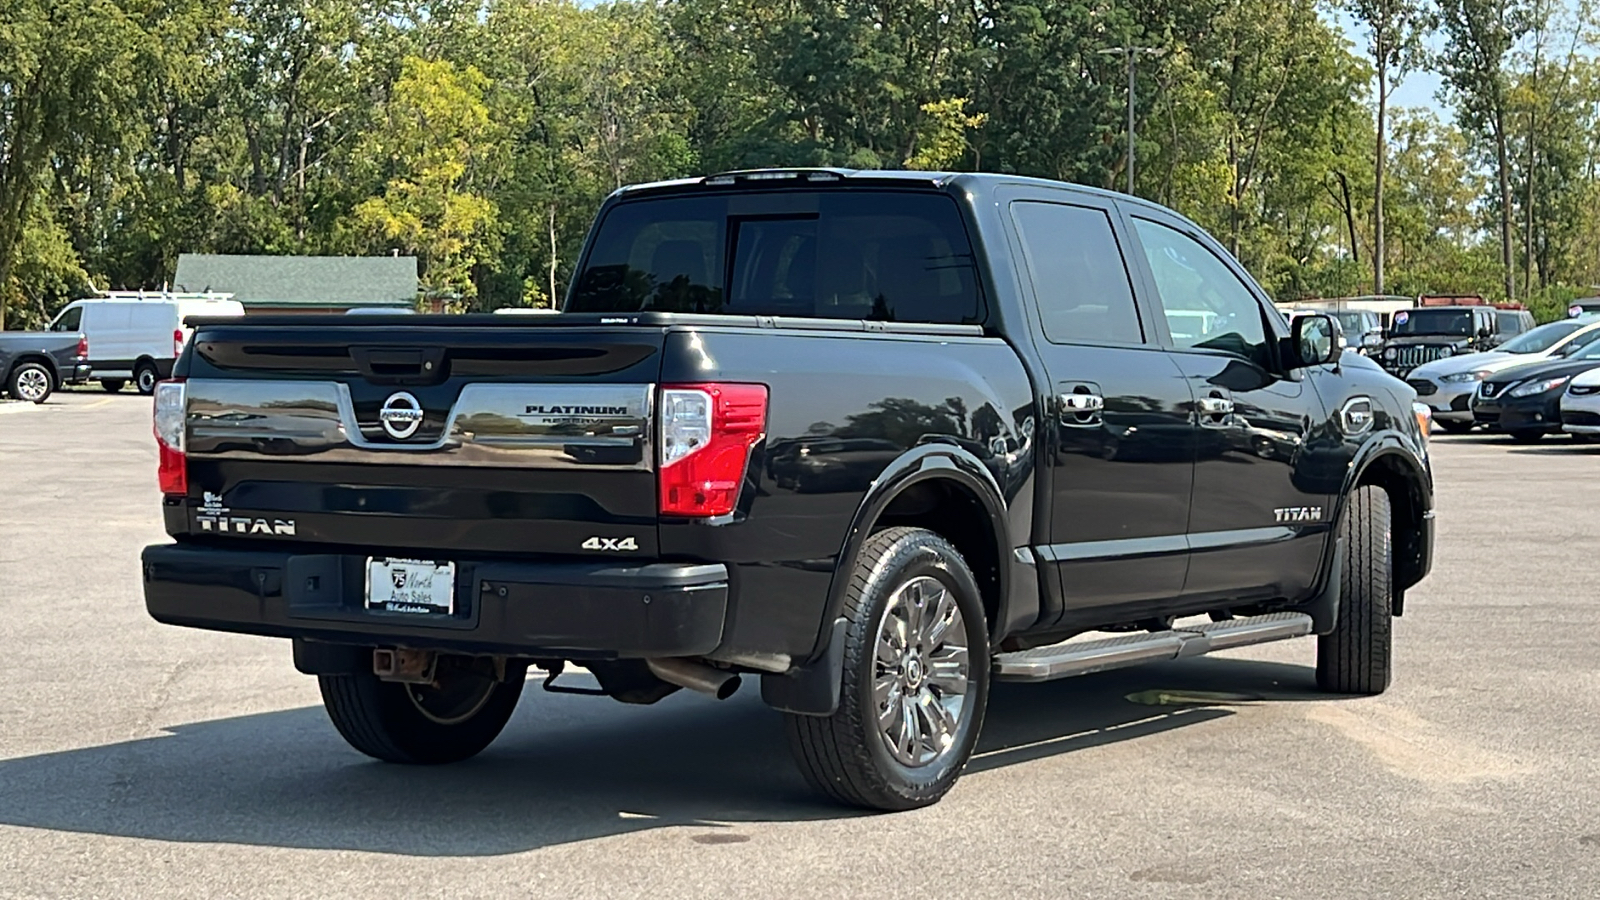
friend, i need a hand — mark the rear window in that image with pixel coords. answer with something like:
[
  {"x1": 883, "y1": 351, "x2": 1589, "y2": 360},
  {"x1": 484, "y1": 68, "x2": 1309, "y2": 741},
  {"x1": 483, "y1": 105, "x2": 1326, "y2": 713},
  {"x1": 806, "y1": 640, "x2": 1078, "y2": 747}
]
[{"x1": 567, "y1": 191, "x2": 983, "y2": 324}]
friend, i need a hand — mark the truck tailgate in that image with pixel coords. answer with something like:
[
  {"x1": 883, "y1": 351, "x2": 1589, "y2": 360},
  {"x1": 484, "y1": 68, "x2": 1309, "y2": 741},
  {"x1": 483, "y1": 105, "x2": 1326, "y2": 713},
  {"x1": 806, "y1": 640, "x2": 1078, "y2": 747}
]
[{"x1": 175, "y1": 320, "x2": 664, "y2": 557}]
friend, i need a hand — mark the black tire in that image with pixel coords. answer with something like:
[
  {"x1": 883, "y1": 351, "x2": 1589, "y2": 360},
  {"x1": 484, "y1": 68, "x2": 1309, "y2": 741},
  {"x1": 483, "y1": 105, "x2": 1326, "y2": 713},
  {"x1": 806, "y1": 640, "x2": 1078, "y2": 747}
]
[
  {"x1": 317, "y1": 656, "x2": 526, "y2": 764},
  {"x1": 100, "y1": 379, "x2": 126, "y2": 393},
  {"x1": 6, "y1": 362, "x2": 53, "y2": 404},
  {"x1": 1316, "y1": 485, "x2": 1393, "y2": 695},
  {"x1": 134, "y1": 362, "x2": 160, "y2": 395},
  {"x1": 1437, "y1": 420, "x2": 1474, "y2": 435},
  {"x1": 783, "y1": 526, "x2": 991, "y2": 811},
  {"x1": 1508, "y1": 429, "x2": 1545, "y2": 444}
]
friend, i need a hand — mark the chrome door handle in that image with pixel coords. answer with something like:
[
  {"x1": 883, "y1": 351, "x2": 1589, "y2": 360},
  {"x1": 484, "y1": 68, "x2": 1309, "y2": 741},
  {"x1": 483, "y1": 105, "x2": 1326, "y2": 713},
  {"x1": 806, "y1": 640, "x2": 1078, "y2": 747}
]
[
  {"x1": 1197, "y1": 397, "x2": 1234, "y2": 416},
  {"x1": 1058, "y1": 392, "x2": 1104, "y2": 427},
  {"x1": 1060, "y1": 393, "x2": 1105, "y2": 412}
]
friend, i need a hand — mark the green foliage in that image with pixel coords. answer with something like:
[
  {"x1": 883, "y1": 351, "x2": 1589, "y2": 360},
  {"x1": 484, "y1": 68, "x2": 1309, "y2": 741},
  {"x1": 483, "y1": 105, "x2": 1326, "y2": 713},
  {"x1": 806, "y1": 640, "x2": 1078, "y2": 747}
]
[
  {"x1": 353, "y1": 57, "x2": 500, "y2": 309},
  {"x1": 6, "y1": 0, "x2": 1600, "y2": 326},
  {"x1": 905, "y1": 99, "x2": 986, "y2": 171}
]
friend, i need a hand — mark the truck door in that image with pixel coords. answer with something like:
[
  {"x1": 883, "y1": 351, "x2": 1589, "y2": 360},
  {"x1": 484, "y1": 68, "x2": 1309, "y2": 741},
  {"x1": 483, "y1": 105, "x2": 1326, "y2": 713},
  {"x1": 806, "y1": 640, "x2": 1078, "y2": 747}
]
[
  {"x1": 1122, "y1": 211, "x2": 1334, "y2": 607},
  {"x1": 1005, "y1": 195, "x2": 1196, "y2": 624}
]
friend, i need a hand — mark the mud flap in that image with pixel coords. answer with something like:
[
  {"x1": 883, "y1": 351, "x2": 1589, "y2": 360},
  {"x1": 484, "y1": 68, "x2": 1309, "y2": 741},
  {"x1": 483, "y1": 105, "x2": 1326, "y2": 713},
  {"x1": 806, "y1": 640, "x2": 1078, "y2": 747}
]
[
  {"x1": 761, "y1": 617, "x2": 847, "y2": 716},
  {"x1": 1301, "y1": 537, "x2": 1344, "y2": 635}
]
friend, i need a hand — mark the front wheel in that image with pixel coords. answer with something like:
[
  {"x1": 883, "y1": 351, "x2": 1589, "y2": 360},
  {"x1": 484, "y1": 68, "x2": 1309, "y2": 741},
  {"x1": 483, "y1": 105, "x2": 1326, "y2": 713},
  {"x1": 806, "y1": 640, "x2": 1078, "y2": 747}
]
[
  {"x1": 7, "y1": 362, "x2": 52, "y2": 403},
  {"x1": 318, "y1": 656, "x2": 525, "y2": 764},
  {"x1": 1509, "y1": 430, "x2": 1546, "y2": 444},
  {"x1": 784, "y1": 526, "x2": 990, "y2": 811},
  {"x1": 1317, "y1": 486, "x2": 1393, "y2": 695},
  {"x1": 1436, "y1": 420, "x2": 1474, "y2": 435},
  {"x1": 100, "y1": 379, "x2": 126, "y2": 393}
]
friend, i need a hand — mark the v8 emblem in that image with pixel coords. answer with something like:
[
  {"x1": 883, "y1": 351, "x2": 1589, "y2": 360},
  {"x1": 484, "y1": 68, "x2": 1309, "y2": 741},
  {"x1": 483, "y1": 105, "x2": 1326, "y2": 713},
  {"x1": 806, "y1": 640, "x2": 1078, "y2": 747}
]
[{"x1": 582, "y1": 536, "x2": 640, "y2": 552}]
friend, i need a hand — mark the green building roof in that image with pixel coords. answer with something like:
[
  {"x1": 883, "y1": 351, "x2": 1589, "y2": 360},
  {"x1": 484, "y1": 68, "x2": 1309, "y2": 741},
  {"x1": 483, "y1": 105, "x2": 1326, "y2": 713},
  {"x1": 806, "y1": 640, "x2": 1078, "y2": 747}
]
[{"x1": 172, "y1": 254, "x2": 418, "y2": 309}]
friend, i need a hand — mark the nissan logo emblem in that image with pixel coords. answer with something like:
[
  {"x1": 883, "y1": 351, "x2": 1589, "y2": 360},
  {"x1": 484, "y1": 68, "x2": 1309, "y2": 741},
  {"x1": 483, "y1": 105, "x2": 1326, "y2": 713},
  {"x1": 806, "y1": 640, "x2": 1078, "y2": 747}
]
[{"x1": 378, "y1": 391, "x2": 424, "y2": 439}]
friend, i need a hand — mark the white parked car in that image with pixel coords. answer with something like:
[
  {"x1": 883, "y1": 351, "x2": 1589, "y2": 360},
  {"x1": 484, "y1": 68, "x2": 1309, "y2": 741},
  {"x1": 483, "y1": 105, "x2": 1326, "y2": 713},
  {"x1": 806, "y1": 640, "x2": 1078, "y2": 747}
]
[
  {"x1": 1560, "y1": 368, "x2": 1600, "y2": 440},
  {"x1": 1403, "y1": 316, "x2": 1600, "y2": 433},
  {"x1": 48, "y1": 292, "x2": 245, "y2": 394}
]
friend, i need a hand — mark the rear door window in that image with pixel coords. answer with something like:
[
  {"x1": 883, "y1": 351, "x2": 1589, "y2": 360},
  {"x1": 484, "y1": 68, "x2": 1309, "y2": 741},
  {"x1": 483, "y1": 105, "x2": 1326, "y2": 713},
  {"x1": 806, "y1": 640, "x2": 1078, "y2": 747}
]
[
  {"x1": 1010, "y1": 201, "x2": 1144, "y2": 345},
  {"x1": 568, "y1": 191, "x2": 982, "y2": 324}
]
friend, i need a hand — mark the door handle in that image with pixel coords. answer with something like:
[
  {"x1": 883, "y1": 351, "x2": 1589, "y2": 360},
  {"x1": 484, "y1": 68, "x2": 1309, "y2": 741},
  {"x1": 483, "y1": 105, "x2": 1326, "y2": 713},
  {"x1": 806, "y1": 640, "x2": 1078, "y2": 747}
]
[
  {"x1": 1058, "y1": 392, "x2": 1105, "y2": 426},
  {"x1": 1061, "y1": 393, "x2": 1105, "y2": 412}
]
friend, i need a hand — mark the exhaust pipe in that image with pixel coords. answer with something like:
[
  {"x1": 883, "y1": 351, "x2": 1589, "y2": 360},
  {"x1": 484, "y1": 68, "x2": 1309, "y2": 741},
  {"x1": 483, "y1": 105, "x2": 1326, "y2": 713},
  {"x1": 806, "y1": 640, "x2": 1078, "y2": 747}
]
[{"x1": 647, "y1": 658, "x2": 741, "y2": 700}]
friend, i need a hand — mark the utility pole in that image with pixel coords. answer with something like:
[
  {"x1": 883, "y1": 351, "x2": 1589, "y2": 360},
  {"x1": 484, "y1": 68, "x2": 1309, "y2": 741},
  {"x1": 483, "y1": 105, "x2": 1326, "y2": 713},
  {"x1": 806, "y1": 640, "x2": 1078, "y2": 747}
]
[{"x1": 1098, "y1": 44, "x2": 1165, "y2": 196}]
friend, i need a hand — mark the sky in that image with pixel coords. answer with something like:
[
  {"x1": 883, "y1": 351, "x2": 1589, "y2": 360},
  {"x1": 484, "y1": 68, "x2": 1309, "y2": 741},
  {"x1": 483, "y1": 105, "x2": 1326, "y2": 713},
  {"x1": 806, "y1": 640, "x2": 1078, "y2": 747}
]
[{"x1": 1331, "y1": 10, "x2": 1449, "y2": 116}]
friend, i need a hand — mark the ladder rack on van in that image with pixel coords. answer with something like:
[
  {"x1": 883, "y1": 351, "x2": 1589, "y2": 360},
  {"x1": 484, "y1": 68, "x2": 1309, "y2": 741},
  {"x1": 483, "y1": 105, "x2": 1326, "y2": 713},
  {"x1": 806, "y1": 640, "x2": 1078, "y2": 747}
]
[{"x1": 96, "y1": 291, "x2": 236, "y2": 303}]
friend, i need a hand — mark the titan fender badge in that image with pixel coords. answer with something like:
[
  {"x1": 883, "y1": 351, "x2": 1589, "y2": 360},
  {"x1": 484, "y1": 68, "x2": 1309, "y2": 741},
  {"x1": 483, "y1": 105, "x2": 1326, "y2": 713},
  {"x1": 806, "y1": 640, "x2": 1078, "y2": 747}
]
[{"x1": 379, "y1": 391, "x2": 424, "y2": 439}]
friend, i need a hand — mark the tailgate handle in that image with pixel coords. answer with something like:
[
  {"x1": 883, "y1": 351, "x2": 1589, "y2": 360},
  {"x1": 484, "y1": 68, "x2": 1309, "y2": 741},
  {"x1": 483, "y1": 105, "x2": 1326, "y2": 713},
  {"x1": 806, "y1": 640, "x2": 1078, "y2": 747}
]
[{"x1": 350, "y1": 347, "x2": 447, "y2": 385}]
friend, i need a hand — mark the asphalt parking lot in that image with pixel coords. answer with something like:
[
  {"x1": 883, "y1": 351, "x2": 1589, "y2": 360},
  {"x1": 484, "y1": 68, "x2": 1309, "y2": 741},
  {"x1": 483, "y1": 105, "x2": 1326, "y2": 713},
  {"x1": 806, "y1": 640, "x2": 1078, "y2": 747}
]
[{"x1": 2, "y1": 389, "x2": 1598, "y2": 899}]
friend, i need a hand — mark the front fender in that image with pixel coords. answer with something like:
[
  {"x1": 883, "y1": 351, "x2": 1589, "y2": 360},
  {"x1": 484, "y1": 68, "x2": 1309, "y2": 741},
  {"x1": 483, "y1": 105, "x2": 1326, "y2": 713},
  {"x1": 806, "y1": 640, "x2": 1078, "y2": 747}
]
[{"x1": 1339, "y1": 431, "x2": 1435, "y2": 596}]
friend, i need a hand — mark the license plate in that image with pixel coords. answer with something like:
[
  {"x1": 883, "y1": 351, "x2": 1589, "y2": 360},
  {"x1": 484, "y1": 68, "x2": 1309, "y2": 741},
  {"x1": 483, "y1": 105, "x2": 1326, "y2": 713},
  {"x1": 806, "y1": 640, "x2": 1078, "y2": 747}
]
[{"x1": 365, "y1": 558, "x2": 456, "y2": 616}]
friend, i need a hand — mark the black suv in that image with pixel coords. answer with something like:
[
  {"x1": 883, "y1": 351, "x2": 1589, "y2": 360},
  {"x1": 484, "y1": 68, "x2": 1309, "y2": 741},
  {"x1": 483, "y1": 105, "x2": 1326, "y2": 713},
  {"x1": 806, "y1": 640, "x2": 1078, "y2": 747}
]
[
  {"x1": 141, "y1": 169, "x2": 1435, "y2": 810},
  {"x1": 1376, "y1": 305, "x2": 1499, "y2": 378}
]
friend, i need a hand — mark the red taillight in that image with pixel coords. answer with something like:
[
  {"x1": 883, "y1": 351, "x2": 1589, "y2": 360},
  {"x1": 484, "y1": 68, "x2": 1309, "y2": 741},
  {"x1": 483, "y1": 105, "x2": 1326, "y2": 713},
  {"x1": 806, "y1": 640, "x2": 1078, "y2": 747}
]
[
  {"x1": 658, "y1": 383, "x2": 769, "y2": 517},
  {"x1": 76, "y1": 335, "x2": 88, "y2": 359},
  {"x1": 153, "y1": 379, "x2": 188, "y2": 496},
  {"x1": 173, "y1": 328, "x2": 186, "y2": 358}
]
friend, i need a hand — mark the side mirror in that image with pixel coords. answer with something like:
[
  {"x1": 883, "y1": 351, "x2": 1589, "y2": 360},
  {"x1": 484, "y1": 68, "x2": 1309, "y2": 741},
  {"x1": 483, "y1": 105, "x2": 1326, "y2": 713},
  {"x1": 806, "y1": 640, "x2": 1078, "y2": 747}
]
[
  {"x1": 1361, "y1": 332, "x2": 1383, "y2": 350},
  {"x1": 1289, "y1": 314, "x2": 1341, "y2": 368},
  {"x1": 1478, "y1": 327, "x2": 1492, "y2": 339}
]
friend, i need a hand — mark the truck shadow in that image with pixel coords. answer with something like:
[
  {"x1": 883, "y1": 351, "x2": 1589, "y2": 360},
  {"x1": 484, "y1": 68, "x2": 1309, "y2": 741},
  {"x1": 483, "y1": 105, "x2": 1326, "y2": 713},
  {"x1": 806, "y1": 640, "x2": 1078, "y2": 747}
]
[{"x1": 0, "y1": 657, "x2": 1321, "y2": 856}]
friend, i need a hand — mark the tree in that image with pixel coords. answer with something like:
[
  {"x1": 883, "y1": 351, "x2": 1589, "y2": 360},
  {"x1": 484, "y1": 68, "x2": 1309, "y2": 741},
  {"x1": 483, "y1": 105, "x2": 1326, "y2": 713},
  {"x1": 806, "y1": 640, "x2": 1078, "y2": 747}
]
[
  {"x1": 1347, "y1": 0, "x2": 1431, "y2": 294},
  {"x1": 904, "y1": 98, "x2": 986, "y2": 170},
  {"x1": 1438, "y1": 0, "x2": 1530, "y2": 301},
  {"x1": 0, "y1": 0, "x2": 149, "y2": 329},
  {"x1": 353, "y1": 56, "x2": 501, "y2": 309}
]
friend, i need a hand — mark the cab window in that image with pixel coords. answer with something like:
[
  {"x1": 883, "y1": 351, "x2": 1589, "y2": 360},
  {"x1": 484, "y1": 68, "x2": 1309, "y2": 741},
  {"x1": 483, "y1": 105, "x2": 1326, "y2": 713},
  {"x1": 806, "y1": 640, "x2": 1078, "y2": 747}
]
[
  {"x1": 50, "y1": 305, "x2": 82, "y2": 332},
  {"x1": 1131, "y1": 218, "x2": 1271, "y2": 368}
]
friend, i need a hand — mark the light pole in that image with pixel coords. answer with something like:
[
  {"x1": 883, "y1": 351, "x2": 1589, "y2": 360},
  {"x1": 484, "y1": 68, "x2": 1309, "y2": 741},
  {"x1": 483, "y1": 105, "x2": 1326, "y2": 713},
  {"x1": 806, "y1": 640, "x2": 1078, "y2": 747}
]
[{"x1": 1098, "y1": 45, "x2": 1165, "y2": 196}]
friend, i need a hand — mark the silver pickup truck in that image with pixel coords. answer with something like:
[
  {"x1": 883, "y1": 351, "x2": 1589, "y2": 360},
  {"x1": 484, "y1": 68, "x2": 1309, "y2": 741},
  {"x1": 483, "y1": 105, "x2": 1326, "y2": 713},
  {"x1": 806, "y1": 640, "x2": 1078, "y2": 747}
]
[{"x1": 0, "y1": 329, "x2": 91, "y2": 403}]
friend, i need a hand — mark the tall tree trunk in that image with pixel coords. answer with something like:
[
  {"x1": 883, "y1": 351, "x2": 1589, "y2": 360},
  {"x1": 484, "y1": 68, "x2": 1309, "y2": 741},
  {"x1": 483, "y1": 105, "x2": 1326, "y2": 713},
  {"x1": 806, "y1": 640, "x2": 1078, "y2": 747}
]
[
  {"x1": 548, "y1": 202, "x2": 558, "y2": 308},
  {"x1": 1373, "y1": 55, "x2": 1387, "y2": 295},
  {"x1": 1336, "y1": 170, "x2": 1360, "y2": 265},
  {"x1": 1494, "y1": 108, "x2": 1515, "y2": 301},
  {"x1": 1524, "y1": 108, "x2": 1535, "y2": 296}
]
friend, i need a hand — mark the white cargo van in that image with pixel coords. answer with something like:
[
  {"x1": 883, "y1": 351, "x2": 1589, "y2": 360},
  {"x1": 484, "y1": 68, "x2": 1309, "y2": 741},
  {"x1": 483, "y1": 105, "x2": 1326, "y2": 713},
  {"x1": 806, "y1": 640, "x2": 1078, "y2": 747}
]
[{"x1": 48, "y1": 292, "x2": 245, "y2": 394}]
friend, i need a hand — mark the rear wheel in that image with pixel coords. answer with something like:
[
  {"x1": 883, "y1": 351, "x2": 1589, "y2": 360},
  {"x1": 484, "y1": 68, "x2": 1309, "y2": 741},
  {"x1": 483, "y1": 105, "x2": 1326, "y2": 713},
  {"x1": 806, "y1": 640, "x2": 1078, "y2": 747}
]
[
  {"x1": 1316, "y1": 486, "x2": 1393, "y2": 695},
  {"x1": 318, "y1": 656, "x2": 525, "y2": 764},
  {"x1": 784, "y1": 526, "x2": 990, "y2": 811},
  {"x1": 1437, "y1": 420, "x2": 1474, "y2": 435},
  {"x1": 134, "y1": 362, "x2": 160, "y2": 395},
  {"x1": 7, "y1": 362, "x2": 52, "y2": 403},
  {"x1": 100, "y1": 379, "x2": 126, "y2": 393}
]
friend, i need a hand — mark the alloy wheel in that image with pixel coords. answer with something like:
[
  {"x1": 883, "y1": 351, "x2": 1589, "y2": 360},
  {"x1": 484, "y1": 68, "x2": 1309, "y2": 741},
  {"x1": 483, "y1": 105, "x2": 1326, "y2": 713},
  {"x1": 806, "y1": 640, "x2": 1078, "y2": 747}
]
[
  {"x1": 872, "y1": 574, "x2": 971, "y2": 767},
  {"x1": 15, "y1": 367, "x2": 49, "y2": 402}
]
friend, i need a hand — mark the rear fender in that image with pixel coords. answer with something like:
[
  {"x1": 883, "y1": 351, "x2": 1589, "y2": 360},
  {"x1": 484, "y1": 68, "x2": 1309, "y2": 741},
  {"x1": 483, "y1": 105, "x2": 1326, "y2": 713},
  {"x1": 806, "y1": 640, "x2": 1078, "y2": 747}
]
[{"x1": 762, "y1": 443, "x2": 1019, "y2": 716}]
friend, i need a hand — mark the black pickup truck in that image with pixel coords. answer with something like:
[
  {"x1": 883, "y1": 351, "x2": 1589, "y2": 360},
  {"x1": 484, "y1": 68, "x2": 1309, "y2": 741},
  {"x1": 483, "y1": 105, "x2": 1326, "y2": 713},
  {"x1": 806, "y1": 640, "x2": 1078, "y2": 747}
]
[{"x1": 142, "y1": 169, "x2": 1435, "y2": 811}]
